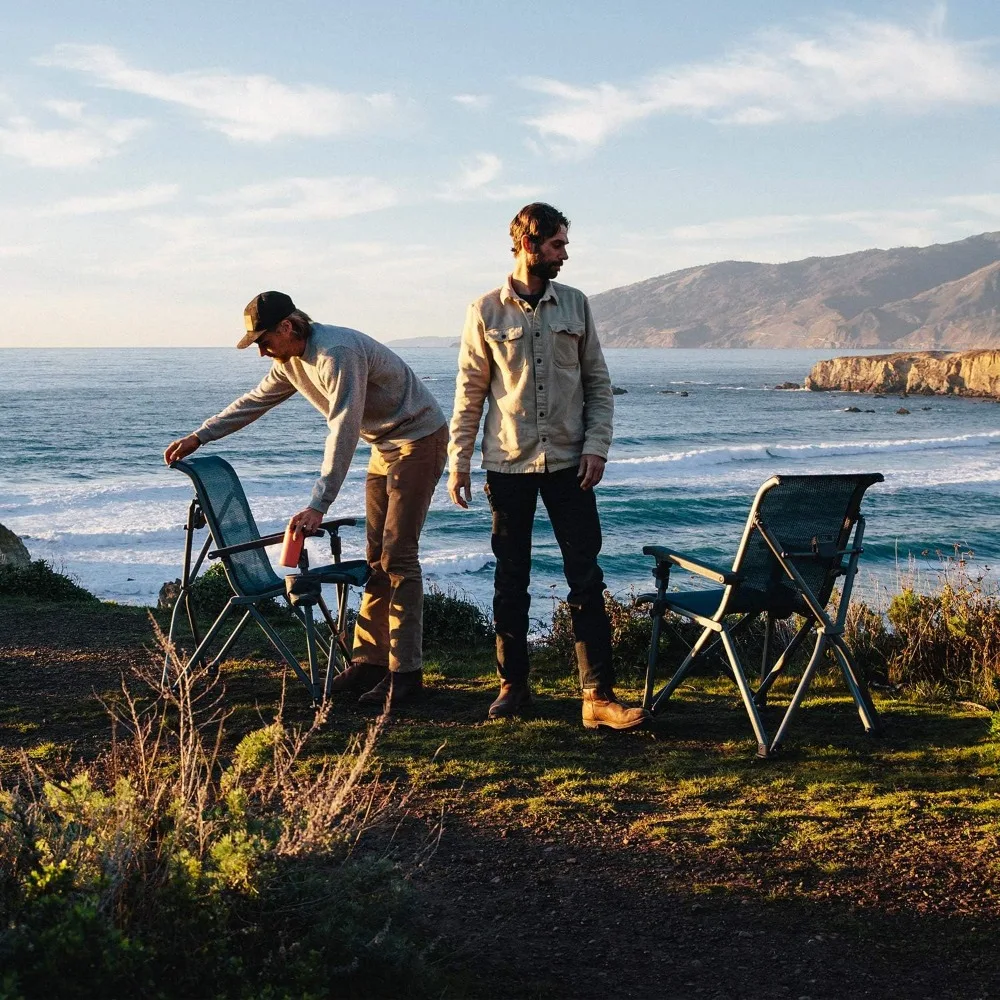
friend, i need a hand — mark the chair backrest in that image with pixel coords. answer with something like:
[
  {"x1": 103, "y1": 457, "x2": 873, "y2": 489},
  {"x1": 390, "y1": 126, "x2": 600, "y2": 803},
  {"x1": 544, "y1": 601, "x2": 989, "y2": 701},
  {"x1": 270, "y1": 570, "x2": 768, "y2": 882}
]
[
  {"x1": 731, "y1": 473, "x2": 883, "y2": 617},
  {"x1": 172, "y1": 456, "x2": 283, "y2": 597}
]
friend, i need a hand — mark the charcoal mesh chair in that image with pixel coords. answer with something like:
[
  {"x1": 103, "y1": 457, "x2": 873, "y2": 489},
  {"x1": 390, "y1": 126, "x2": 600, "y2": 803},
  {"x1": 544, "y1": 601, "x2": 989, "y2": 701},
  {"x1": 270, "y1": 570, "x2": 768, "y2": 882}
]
[
  {"x1": 163, "y1": 455, "x2": 370, "y2": 704},
  {"x1": 637, "y1": 473, "x2": 883, "y2": 757}
]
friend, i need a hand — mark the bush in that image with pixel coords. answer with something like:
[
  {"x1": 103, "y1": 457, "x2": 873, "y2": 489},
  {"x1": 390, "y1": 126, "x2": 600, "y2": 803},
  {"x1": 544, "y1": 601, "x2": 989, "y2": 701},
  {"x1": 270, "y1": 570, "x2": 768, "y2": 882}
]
[
  {"x1": 0, "y1": 652, "x2": 439, "y2": 999},
  {"x1": 422, "y1": 587, "x2": 493, "y2": 652},
  {"x1": 0, "y1": 560, "x2": 97, "y2": 603},
  {"x1": 544, "y1": 590, "x2": 659, "y2": 681},
  {"x1": 883, "y1": 573, "x2": 1000, "y2": 706}
]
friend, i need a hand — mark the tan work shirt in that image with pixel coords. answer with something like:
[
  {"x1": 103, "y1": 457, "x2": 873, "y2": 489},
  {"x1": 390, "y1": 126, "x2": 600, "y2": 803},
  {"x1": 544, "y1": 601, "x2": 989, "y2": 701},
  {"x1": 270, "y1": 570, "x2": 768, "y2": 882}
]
[{"x1": 448, "y1": 277, "x2": 614, "y2": 475}]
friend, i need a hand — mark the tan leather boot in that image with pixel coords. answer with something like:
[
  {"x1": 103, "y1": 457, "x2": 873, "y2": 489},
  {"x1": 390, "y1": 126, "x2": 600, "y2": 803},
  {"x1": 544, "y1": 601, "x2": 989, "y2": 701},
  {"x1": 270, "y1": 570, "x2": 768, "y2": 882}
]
[
  {"x1": 488, "y1": 681, "x2": 531, "y2": 719},
  {"x1": 581, "y1": 688, "x2": 649, "y2": 731}
]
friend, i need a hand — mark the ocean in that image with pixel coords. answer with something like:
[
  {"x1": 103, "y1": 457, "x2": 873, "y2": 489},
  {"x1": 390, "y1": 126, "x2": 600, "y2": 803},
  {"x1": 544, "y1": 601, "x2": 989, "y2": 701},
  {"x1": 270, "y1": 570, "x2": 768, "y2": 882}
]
[{"x1": 2, "y1": 347, "x2": 999, "y2": 619}]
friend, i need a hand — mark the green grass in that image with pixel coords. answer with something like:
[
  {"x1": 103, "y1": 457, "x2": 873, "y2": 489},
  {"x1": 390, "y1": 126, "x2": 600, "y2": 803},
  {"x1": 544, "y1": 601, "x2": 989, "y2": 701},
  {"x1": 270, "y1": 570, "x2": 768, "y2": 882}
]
[{"x1": 2, "y1": 593, "x2": 999, "y2": 996}]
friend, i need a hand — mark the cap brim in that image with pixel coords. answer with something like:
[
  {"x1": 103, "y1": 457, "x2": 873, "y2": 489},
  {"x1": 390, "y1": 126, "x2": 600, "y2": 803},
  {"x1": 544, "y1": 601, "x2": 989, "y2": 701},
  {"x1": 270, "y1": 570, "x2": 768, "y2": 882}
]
[{"x1": 236, "y1": 329, "x2": 264, "y2": 350}]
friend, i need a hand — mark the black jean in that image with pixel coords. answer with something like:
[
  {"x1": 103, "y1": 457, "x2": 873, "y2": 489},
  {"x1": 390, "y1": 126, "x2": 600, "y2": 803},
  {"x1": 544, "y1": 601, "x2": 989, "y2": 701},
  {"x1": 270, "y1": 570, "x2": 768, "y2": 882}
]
[{"x1": 485, "y1": 466, "x2": 613, "y2": 690}]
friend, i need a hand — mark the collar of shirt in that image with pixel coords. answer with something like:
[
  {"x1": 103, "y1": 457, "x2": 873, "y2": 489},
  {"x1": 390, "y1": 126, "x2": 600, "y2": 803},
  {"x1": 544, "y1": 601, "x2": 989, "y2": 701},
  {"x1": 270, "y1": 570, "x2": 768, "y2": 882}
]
[{"x1": 500, "y1": 274, "x2": 561, "y2": 307}]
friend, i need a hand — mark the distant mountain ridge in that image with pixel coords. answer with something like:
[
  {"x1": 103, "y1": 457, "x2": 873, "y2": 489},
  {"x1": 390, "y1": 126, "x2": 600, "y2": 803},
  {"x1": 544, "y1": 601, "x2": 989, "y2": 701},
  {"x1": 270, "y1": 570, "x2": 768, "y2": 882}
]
[{"x1": 590, "y1": 232, "x2": 1000, "y2": 349}]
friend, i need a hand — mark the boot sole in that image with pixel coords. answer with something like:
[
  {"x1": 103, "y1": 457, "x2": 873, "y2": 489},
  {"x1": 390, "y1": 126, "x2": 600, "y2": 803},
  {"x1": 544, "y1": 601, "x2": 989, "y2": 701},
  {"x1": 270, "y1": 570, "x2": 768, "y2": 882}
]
[
  {"x1": 488, "y1": 701, "x2": 531, "y2": 719},
  {"x1": 582, "y1": 717, "x2": 647, "y2": 731}
]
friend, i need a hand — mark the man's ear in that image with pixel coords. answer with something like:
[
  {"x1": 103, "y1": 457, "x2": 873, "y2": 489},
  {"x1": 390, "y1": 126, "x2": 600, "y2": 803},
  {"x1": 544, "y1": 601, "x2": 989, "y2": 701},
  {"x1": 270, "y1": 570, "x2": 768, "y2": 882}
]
[{"x1": 520, "y1": 233, "x2": 536, "y2": 254}]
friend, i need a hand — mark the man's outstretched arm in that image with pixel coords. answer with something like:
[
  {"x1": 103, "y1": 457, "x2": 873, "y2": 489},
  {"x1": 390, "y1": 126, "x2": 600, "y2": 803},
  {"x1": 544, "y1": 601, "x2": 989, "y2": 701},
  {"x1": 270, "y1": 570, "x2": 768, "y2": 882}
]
[{"x1": 163, "y1": 366, "x2": 297, "y2": 466}]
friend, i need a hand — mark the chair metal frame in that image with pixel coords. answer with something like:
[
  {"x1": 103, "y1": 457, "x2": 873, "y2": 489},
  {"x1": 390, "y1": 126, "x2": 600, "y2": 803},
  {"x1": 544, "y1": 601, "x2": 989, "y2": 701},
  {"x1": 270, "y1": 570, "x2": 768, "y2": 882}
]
[
  {"x1": 163, "y1": 456, "x2": 370, "y2": 704},
  {"x1": 638, "y1": 473, "x2": 883, "y2": 757}
]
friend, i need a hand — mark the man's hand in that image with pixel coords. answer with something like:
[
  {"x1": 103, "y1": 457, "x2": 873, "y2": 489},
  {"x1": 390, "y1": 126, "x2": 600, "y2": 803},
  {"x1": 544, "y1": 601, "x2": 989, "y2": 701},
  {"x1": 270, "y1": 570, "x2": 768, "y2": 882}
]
[
  {"x1": 448, "y1": 470, "x2": 472, "y2": 509},
  {"x1": 289, "y1": 507, "x2": 324, "y2": 537},
  {"x1": 577, "y1": 454, "x2": 606, "y2": 490},
  {"x1": 164, "y1": 433, "x2": 201, "y2": 465}
]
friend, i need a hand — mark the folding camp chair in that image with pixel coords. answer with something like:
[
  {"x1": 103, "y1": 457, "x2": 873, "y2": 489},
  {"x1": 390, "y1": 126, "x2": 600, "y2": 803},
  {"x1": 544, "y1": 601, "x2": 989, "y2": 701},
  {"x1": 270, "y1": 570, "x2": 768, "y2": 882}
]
[
  {"x1": 163, "y1": 455, "x2": 370, "y2": 704},
  {"x1": 637, "y1": 473, "x2": 883, "y2": 757}
]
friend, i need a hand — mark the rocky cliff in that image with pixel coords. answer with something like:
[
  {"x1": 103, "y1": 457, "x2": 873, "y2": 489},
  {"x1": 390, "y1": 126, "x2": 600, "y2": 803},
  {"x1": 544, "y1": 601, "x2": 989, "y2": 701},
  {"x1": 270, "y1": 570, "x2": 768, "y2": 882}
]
[
  {"x1": 590, "y1": 231, "x2": 1000, "y2": 348},
  {"x1": 804, "y1": 350, "x2": 1000, "y2": 397}
]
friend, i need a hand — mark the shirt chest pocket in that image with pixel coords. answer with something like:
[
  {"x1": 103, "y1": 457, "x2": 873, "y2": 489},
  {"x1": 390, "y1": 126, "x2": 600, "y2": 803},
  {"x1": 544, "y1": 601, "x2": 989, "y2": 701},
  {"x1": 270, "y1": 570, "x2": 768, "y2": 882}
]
[
  {"x1": 485, "y1": 326, "x2": 527, "y2": 371},
  {"x1": 551, "y1": 325, "x2": 584, "y2": 368}
]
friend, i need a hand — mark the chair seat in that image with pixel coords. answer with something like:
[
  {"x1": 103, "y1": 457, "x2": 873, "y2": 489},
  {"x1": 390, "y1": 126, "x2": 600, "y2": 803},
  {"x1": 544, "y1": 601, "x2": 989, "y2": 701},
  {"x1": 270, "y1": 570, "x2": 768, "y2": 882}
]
[
  {"x1": 661, "y1": 587, "x2": 799, "y2": 621},
  {"x1": 305, "y1": 559, "x2": 371, "y2": 589}
]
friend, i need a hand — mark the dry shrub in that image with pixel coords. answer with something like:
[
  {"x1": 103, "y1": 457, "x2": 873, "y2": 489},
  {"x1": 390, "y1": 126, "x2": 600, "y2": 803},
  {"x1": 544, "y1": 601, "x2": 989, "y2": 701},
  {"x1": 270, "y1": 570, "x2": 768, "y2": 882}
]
[
  {"x1": 0, "y1": 627, "x2": 440, "y2": 999},
  {"x1": 884, "y1": 570, "x2": 1000, "y2": 706}
]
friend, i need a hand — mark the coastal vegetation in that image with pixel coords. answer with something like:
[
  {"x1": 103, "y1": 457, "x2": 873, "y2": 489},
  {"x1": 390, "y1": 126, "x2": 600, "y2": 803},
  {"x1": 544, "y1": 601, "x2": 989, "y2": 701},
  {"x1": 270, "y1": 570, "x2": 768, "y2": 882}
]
[{"x1": 1, "y1": 563, "x2": 998, "y2": 997}]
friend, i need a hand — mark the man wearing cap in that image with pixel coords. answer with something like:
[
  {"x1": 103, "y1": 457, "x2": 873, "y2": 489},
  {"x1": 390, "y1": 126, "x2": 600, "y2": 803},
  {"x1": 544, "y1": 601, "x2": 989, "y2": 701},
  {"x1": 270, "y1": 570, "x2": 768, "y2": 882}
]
[
  {"x1": 164, "y1": 292, "x2": 448, "y2": 709},
  {"x1": 447, "y1": 203, "x2": 648, "y2": 730}
]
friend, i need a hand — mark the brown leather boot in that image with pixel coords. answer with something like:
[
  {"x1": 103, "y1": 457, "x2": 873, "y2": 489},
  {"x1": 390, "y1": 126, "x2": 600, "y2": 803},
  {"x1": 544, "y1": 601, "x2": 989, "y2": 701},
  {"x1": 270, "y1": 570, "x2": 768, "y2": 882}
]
[
  {"x1": 581, "y1": 688, "x2": 649, "y2": 731},
  {"x1": 488, "y1": 681, "x2": 531, "y2": 719},
  {"x1": 328, "y1": 661, "x2": 387, "y2": 695},
  {"x1": 357, "y1": 669, "x2": 423, "y2": 711}
]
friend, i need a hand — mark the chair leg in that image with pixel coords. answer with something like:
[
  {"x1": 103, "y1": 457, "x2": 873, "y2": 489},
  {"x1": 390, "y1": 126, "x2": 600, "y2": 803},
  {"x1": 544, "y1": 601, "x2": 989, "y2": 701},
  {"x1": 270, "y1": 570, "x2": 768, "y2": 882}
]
[
  {"x1": 756, "y1": 619, "x2": 812, "y2": 705},
  {"x1": 643, "y1": 613, "x2": 664, "y2": 711},
  {"x1": 651, "y1": 624, "x2": 714, "y2": 713},
  {"x1": 769, "y1": 631, "x2": 828, "y2": 753},
  {"x1": 761, "y1": 613, "x2": 774, "y2": 686},
  {"x1": 829, "y1": 637, "x2": 881, "y2": 736},
  {"x1": 205, "y1": 610, "x2": 253, "y2": 673},
  {"x1": 173, "y1": 603, "x2": 237, "y2": 686},
  {"x1": 719, "y1": 628, "x2": 770, "y2": 757},
  {"x1": 301, "y1": 604, "x2": 322, "y2": 706},
  {"x1": 248, "y1": 607, "x2": 316, "y2": 696}
]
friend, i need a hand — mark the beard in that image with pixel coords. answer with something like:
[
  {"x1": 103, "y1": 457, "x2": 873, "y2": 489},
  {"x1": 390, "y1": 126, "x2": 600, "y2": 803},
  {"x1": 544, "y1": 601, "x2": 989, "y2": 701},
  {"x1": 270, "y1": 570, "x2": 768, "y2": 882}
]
[{"x1": 527, "y1": 255, "x2": 561, "y2": 280}]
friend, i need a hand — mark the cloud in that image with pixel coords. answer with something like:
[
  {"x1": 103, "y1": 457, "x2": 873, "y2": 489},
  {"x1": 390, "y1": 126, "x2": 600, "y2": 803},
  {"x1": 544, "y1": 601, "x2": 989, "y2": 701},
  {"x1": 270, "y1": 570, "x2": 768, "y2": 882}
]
[
  {"x1": 0, "y1": 245, "x2": 37, "y2": 259},
  {"x1": 453, "y1": 93, "x2": 492, "y2": 110},
  {"x1": 41, "y1": 182, "x2": 179, "y2": 216},
  {"x1": 437, "y1": 152, "x2": 536, "y2": 202},
  {"x1": 205, "y1": 176, "x2": 398, "y2": 221},
  {"x1": 523, "y1": 9, "x2": 1000, "y2": 151},
  {"x1": 0, "y1": 99, "x2": 145, "y2": 168},
  {"x1": 39, "y1": 44, "x2": 398, "y2": 142},
  {"x1": 943, "y1": 193, "x2": 1000, "y2": 219}
]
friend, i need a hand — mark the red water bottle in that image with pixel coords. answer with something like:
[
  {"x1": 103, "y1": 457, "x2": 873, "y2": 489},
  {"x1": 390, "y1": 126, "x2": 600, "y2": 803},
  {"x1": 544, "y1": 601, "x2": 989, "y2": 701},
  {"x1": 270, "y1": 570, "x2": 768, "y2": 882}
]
[{"x1": 279, "y1": 520, "x2": 304, "y2": 568}]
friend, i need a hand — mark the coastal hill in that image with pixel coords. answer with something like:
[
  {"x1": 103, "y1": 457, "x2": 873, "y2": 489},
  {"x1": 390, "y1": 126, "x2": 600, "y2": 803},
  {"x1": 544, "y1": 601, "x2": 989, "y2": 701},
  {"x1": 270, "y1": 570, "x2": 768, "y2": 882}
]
[
  {"x1": 590, "y1": 231, "x2": 1000, "y2": 349},
  {"x1": 805, "y1": 349, "x2": 1000, "y2": 398}
]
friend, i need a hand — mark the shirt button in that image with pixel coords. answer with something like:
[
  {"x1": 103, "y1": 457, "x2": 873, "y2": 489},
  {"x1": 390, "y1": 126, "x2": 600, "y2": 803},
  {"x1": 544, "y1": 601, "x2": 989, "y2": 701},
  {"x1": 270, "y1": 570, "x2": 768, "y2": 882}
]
[
  {"x1": 542, "y1": 437, "x2": 547, "y2": 442},
  {"x1": 536, "y1": 358, "x2": 541, "y2": 364},
  {"x1": 535, "y1": 332, "x2": 540, "y2": 337},
  {"x1": 538, "y1": 385, "x2": 544, "y2": 391},
  {"x1": 539, "y1": 412, "x2": 545, "y2": 417}
]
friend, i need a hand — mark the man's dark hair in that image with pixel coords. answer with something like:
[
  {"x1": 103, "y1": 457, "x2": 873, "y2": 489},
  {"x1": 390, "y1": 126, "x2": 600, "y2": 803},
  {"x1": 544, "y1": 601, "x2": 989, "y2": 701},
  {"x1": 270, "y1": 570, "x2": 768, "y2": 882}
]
[
  {"x1": 287, "y1": 309, "x2": 313, "y2": 339},
  {"x1": 510, "y1": 203, "x2": 570, "y2": 256}
]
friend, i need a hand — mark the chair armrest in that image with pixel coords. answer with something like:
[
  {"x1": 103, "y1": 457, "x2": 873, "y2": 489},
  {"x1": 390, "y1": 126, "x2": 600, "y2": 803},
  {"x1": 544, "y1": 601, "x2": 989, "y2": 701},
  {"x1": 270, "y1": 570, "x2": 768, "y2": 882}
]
[
  {"x1": 320, "y1": 517, "x2": 358, "y2": 533},
  {"x1": 209, "y1": 532, "x2": 285, "y2": 558},
  {"x1": 642, "y1": 545, "x2": 740, "y2": 586},
  {"x1": 209, "y1": 518, "x2": 360, "y2": 559}
]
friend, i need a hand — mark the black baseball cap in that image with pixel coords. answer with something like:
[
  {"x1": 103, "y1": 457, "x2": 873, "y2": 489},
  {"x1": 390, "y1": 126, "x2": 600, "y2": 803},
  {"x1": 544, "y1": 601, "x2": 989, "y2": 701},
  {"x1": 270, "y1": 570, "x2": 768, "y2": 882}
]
[{"x1": 238, "y1": 290, "x2": 295, "y2": 349}]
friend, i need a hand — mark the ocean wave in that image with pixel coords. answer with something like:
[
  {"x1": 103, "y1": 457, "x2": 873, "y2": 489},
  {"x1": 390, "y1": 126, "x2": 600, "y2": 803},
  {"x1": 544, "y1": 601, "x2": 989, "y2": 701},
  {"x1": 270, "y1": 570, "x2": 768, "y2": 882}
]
[
  {"x1": 609, "y1": 431, "x2": 1000, "y2": 469},
  {"x1": 421, "y1": 551, "x2": 495, "y2": 575}
]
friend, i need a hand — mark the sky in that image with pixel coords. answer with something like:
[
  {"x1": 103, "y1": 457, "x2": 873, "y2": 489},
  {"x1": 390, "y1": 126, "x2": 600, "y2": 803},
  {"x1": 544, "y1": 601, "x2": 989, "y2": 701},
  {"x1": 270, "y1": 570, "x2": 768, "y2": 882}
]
[{"x1": 1, "y1": 0, "x2": 999, "y2": 348}]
